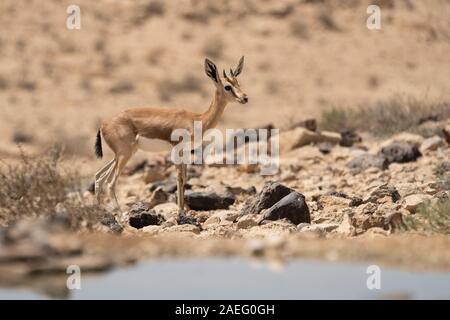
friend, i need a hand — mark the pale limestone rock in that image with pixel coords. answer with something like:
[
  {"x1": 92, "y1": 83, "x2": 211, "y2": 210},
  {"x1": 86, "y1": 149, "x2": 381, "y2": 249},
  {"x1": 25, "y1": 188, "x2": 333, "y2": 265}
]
[
  {"x1": 236, "y1": 214, "x2": 259, "y2": 229},
  {"x1": 419, "y1": 136, "x2": 445, "y2": 153},
  {"x1": 335, "y1": 214, "x2": 356, "y2": 236},
  {"x1": 142, "y1": 225, "x2": 161, "y2": 235},
  {"x1": 275, "y1": 127, "x2": 341, "y2": 154},
  {"x1": 403, "y1": 194, "x2": 432, "y2": 213},
  {"x1": 363, "y1": 227, "x2": 389, "y2": 238},
  {"x1": 395, "y1": 183, "x2": 421, "y2": 198},
  {"x1": 163, "y1": 224, "x2": 200, "y2": 234},
  {"x1": 320, "y1": 131, "x2": 342, "y2": 143},
  {"x1": 203, "y1": 216, "x2": 220, "y2": 227},
  {"x1": 152, "y1": 202, "x2": 179, "y2": 220},
  {"x1": 297, "y1": 223, "x2": 339, "y2": 234}
]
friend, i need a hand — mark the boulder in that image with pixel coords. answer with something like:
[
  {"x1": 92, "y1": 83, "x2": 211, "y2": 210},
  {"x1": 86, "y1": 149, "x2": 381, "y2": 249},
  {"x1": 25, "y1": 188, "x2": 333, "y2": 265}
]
[
  {"x1": 403, "y1": 194, "x2": 432, "y2": 213},
  {"x1": 184, "y1": 190, "x2": 235, "y2": 210},
  {"x1": 163, "y1": 224, "x2": 201, "y2": 234},
  {"x1": 152, "y1": 202, "x2": 179, "y2": 220},
  {"x1": 363, "y1": 185, "x2": 401, "y2": 204},
  {"x1": 241, "y1": 181, "x2": 293, "y2": 216},
  {"x1": 346, "y1": 153, "x2": 388, "y2": 171},
  {"x1": 276, "y1": 127, "x2": 341, "y2": 153},
  {"x1": 99, "y1": 213, "x2": 123, "y2": 234},
  {"x1": 177, "y1": 213, "x2": 201, "y2": 227},
  {"x1": 340, "y1": 129, "x2": 362, "y2": 147},
  {"x1": 380, "y1": 141, "x2": 421, "y2": 164},
  {"x1": 128, "y1": 202, "x2": 165, "y2": 229},
  {"x1": 261, "y1": 191, "x2": 311, "y2": 225},
  {"x1": 236, "y1": 214, "x2": 259, "y2": 229},
  {"x1": 297, "y1": 223, "x2": 339, "y2": 233},
  {"x1": 335, "y1": 214, "x2": 356, "y2": 236},
  {"x1": 379, "y1": 133, "x2": 424, "y2": 149},
  {"x1": 419, "y1": 136, "x2": 445, "y2": 153}
]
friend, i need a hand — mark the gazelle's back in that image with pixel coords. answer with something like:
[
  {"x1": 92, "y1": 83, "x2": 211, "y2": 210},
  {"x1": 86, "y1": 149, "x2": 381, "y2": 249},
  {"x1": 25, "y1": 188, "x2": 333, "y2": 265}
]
[{"x1": 106, "y1": 106, "x2": 198, "y2": 143}]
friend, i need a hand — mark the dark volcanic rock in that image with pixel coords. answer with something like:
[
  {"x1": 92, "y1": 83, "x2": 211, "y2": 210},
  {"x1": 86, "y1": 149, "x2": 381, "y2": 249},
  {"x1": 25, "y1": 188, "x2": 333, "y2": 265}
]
[
  {"x1": 325, "y1": 191, "x2": 348, "y2": 198},
  {"x1": 347, "y1": 153, "x2": 389, "y2": 171},
  {"x1": 241, "y1": 181, "x2": 294, "y2": 216},
  {"x1": 184, "y1": 191, "x2": 235, "y2": 210},
  {"x1": 349, "y1": 197, "x2": 364, "y2": 207},
  {"x1": 261, "y1": 192, "x2": 310, "y2": 225},
  {"x1": 177, "y1": 213, "x2": 201, "y2": 227},
  {"x1": 87, "y1": 181, "x2": 95, "y2": 194},
  {"x1": 129, "y1": 202, "x2": 165, "y2": 229},
  {"x1": 149, "y1": 178, "x2": 192, "y2": 194},
  {"x1": 318, "y1": 142, "x2": 333, "y2": 154},
  {"x1": 100, "y1": 213, "x2": 123, "y2": 234},
  {"x1": 380, "y1": 141, "x2": 421, "y2": 164},
  {"x1": 340, "y1": 129, "x2": 362, "y2": 147}
]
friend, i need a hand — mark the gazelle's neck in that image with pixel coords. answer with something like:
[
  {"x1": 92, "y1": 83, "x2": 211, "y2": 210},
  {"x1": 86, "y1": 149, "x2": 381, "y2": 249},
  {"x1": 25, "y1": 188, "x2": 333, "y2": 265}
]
[{"x1": 200, "y1": 88, "x2": 228, "y2": 130}]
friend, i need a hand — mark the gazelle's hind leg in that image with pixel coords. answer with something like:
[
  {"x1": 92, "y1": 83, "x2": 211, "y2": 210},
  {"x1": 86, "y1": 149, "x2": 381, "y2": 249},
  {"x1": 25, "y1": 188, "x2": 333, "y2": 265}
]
[
  {"x1": 94, "y1": 158, "x2": 115, "y2": 204},
  {"x1": 107, "y1": 142, "x2": 138, "y2": 212}
]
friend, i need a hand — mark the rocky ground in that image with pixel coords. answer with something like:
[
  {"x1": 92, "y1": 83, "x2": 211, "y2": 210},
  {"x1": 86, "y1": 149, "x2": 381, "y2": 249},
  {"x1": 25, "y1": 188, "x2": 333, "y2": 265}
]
[{"x1": 1, "y1": 118, "x2": 450, "y2": 297}]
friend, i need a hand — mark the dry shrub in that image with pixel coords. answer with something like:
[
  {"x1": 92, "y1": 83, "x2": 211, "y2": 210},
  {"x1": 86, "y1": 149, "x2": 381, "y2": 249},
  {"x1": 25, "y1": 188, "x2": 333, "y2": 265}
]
[
  {"x1": 0, "y1": 147, "x2": 120, "y2": 231},
  {"x1": 403, "y1": 199, "x2": 450, "y2": 235},
  {"x1": 0, "y1": 147, "x2": 80, "y2": 219},
  {"x1": 320, "y1": 96, "x2": 450, "y2": 137}
]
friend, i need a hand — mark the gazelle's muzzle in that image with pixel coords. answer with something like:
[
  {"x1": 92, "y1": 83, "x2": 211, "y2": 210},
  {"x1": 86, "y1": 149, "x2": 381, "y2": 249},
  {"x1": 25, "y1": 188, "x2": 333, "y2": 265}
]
[{"x1": 239, "y1": 94, "x2": 248, "y2": 104}]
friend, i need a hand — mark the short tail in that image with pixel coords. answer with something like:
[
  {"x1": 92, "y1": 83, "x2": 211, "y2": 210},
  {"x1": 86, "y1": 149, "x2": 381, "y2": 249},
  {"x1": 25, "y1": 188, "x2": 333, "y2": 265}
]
[{"x1": 95, "y1": 129, "x2": 103, "y2": 159}]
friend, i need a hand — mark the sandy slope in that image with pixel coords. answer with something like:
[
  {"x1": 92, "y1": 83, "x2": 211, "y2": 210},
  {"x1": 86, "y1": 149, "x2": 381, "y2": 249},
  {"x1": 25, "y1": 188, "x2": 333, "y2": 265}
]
[{"x1": 0, "y1": 0, "x2": 449, "y2": 163}]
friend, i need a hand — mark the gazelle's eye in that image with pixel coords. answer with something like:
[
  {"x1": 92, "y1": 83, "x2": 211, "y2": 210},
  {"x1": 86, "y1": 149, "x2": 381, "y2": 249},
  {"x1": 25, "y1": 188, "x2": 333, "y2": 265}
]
[{"x1": 224, "y1": 85, "x2": 232, "y2": 91}]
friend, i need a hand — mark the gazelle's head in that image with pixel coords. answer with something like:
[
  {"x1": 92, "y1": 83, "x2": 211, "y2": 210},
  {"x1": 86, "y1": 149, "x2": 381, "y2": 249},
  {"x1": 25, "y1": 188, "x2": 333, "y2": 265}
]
[{"x1": 204, "y1": 56, "x2": 248, "y2": 104}]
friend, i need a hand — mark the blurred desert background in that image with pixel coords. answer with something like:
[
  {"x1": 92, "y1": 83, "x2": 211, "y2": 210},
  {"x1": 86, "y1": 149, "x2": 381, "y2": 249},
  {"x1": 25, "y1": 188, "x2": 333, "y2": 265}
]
[
  {"x1": 0, "y1": 0, "x2": 450, "y2": 299},
  {"x1": 0, "y1": 0, "x2": 449, "y2": 162}
]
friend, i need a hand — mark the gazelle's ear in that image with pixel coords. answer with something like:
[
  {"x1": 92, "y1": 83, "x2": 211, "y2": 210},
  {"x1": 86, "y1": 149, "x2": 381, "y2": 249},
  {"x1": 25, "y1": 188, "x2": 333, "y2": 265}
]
[
  {"x1": 204, "y1": 58, "x2": 219, "y2": 83},
  {"x1": 231, "y1": 56, "x2": 244, "y2": 77}
]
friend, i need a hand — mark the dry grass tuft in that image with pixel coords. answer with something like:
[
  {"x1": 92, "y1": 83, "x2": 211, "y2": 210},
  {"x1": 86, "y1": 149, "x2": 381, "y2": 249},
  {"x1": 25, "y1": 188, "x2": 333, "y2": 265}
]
[{"x1": 320, "y1": 96, "x2": 450, "y2": 137}]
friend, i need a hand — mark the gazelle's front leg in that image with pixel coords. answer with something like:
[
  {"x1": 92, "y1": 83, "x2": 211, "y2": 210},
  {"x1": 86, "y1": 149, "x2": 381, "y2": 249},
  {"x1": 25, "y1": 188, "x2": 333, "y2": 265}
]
[{"x1": 176, "y1": 164, "x2": 187, "y2": 215}]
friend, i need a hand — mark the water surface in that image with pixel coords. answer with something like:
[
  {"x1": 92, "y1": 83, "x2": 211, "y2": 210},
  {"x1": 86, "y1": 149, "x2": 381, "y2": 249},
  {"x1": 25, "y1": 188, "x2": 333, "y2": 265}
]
[{"x1": 1, "y1": 259, "x2": 449, "y2": 299}]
